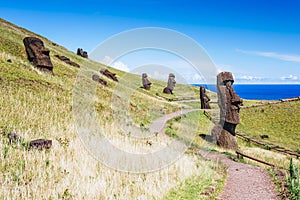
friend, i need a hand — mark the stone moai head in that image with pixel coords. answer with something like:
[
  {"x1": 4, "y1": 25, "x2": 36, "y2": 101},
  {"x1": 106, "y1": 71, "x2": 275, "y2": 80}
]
[
  {"x1": 142, "y1": 73, "x2": 152, "y2": 90},
  {"x1": 77, "y1": 48, "x2": 83, "y2": 56},
  {"x1": 167, "y1": 73, "x2": 176, "y2": 90},
  {"x1": 23, "y1": 37, "x2": 53, "y2": 73},
  {"x1": 200, "y1": 86, "x2": 206, "y2": 94},
  {"x1": 217, "y1": 71, "x2": 234, "y2": 86}
]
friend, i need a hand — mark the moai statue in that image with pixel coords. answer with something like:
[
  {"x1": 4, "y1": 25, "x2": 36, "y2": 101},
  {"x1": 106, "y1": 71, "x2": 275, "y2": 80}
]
[
  {"x1": 142, "y1": 73, "x2": 152, "y2": 90},
  {"x1": 23, "y1": 37, "x2": 53, "y2": 73},
  {"x1": 77, "y1": 48, "x2": 83, "y2": 56},
  {"x1": 100, "y1": 68, "x2": 118, "y2": 82},
  {"x1": 163, "y1": 73, "x2": 176, "y2": 94},
  {"x1": 77, "y1": 48, "x2": 88, "y2": 58},
  {"x1": 211, "y1": 72, "x2": 243, "y2": 149},
  {"x1": 200, "y1": 86, "x2": 211, "y2": 109}
]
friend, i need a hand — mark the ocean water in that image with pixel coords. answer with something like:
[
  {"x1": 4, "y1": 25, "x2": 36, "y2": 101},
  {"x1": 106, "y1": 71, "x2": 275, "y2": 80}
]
[{"x1": 193, "y1": 84, "x2": 300, "y2": 100}]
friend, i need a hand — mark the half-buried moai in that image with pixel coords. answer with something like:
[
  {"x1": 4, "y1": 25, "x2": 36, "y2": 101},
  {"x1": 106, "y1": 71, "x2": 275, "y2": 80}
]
[
  {"x1": 77, "y1": 48, "x2": 88, "y2": 58},
  {"x1": 211, "y1": 72, "x2": 243, "y2": 150},
  {"x1": 23, "y1": 37, "x2": 53, "y2": 73},
  {"x1": 142, "y1": 73, "x2": 152, "y2": 90},
  {"x1": 200, "y1": 86, "x2": 211, "y2": 109},
  {"x1": 163, "y1": 73, "x2": 176, "y2": 94}
]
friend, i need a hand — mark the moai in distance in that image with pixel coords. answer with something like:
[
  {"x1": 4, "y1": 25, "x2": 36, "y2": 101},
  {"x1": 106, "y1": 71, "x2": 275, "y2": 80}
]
[
  {"x1": 163, "y1": 73, "x2": 176, "y2": 94},
  {"x1": 200, "y1": 86, "x2": 211, "y2": 109},
  {"x1": 142, "y1": 73, "x2": 152, "y2": 90}
]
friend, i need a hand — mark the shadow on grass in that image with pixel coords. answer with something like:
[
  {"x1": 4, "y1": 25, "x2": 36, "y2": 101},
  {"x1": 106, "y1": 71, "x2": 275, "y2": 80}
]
[{"x1": 199, "y1": 134, "x2": 213, "y2": 142}]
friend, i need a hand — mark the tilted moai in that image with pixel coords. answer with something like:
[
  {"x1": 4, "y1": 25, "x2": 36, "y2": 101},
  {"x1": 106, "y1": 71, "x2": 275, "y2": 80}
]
[
  {"x1": 163, "y1": 73, "x2": 176, "y2": 94},
  {"x1": 100, "y1": 68, "x2": 118, "y2": 82},
  {"x1": 200, "y1": 86, "x2": 211, "y2": 109},
  {"x1": 23, "y1": 37, "x2": 53, "y2": 73},
  {"x1": 211, "y1": 72, "x2": 243, "y2": 149},
  {"x1": 142, "y1": 73, "x2": 152, "y2": 90}
]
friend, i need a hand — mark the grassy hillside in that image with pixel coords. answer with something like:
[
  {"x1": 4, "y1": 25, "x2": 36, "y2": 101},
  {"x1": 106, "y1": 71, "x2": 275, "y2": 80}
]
[
  {"x1": 238, "y1": 101, "x2": 300, "y2": 152},
  {"x1": 0, "y1": 18, "x2": 226, "y2": 199}
]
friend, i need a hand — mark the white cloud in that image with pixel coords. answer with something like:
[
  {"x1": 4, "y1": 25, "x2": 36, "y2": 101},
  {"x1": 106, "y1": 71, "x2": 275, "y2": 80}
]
[
  {"x1": 280, "y1": 74, "x2": 298, "y2": 81},
  {"x1": 192, "y1": 73, "x2": 203, "y2": 81},
  {"x1": 237, "y1": 49, "x2": 300, "y2": 63},
  {"x1": 101, "y1": 56, "x2": 130, "y2": 72},
  {"x1": 111, "y1": 61, "x2": 130, "y2": 72},
  {"x1": 239, "y1": 75, "x2": 262, "y2": 81},
  {"x1": 102, "y1": 55, "x2": 113, "y2": 65},
  {"x1": 149, "y1": 71, "x2": 169, "y2": 81}
]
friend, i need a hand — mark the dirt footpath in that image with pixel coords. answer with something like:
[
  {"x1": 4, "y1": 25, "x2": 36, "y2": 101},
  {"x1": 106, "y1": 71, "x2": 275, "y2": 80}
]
[{"x1": 199, "y1": 151, "x2": 279, "y2": 200}]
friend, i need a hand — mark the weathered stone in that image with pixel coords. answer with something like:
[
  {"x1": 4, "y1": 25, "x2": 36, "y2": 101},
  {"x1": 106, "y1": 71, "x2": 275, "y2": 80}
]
[
  {"x1": 54, "y1": 55, "x2": 80, "y2": 68},
  {"x1": 23, "y1": 37, "x2": 53, "y2": 73},
  {"x1": 82, "y1": 51, "x2": 88, "y2": 58},
  {"x1": 211, "y1": 123, "x2": 223, "y2": 144},
  {"x1": 217, "y1": 129, "x2": 238, "y2": 150},
  {"x1": 77, "y1": 48, "x2": 88, "y2": 58},
  {"x1": 163, "y1": 87, "x2": 172, "y2": 94},
  {"x1": 100, "y1": 68, "x2": 118, "y2": 82},
  {"x1": 142, "y1": 73, "x2": 151, "y2": 90},
  {"x1": 7, "y1": 132, "x2": 21, "y2": 144},
  {"x1": 211, "y1": 72, "x2": 242, "y2": 149},
  {"x1": 163, "y1": 73, "x2": 176, "y2": 94},
  {"x1": 200, "y1": 86, "x2": 211, "y2": 109},
  {"x1": 217, "y1": 72, "x2": 243, "y2": 135},
  {"x1": 30, "y1": 139, "x2": 52, "y2": 150},
  {"x1": 92, "y1": 74, "x2": 107, "y2": 86}
]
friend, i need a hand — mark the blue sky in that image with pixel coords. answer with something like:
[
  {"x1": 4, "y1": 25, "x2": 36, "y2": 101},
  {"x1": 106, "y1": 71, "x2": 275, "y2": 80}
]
[{"x1": 1, "y1": 0, "x2": 300, "y2": 84}]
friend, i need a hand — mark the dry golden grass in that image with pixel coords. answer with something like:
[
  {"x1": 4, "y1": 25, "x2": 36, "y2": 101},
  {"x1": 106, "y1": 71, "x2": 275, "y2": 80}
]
[{"x1": 0, "y1": 18, "x2": 223, "y2": 199}]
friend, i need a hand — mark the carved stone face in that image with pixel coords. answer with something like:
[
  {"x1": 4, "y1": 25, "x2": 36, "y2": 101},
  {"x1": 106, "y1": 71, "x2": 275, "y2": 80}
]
[
  {"x1": 200, "y1": 86, "x2": 206, "y2": 94},
  {"x1": 142, "y1": 73, "x2": 151, "y2": 90},
  {"x1": 167, "y1": 73, "x2": 176, "y2": 90},
  {"x1": 225, "y1": 80, "x2": 232, "y2": 87},
  {"x1": 23, "y1": 37, "x2": 53, "y2": 73},
  {"x1": 217, "y1": 71, "x2": 234, "y2": 86}
]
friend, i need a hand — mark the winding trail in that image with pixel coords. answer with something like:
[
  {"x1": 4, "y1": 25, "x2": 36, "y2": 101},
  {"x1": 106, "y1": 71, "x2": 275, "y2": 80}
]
[
  {"x1": 199, "y1": 151, "x2": 278, "y2": 200},
  {"x1": 150, "y1": 108, "x2": 279, "y2": 200},
  {"x1": 149, "y1": 109, "x2": 200, "y2": 134}
]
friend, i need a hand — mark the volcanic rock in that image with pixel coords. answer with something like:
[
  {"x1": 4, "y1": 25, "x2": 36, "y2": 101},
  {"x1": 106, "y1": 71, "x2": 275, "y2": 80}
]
[
  {"x1": 163, "y1": 73, "x2": 176, "y2": 94},
  {"x1": 100, "y1": 68, "x2": 118, "y2": 82},
  {"x1": 211, "y1": 72, "x2": 243, "y2": 150},
  {"x1": 54, "y1": 55, "x2": 80, "y2": 68},
  {"x1": 92, "y1": 74, "x2": 107, "y2": 86},
  {"x1": 142, "y1": 73, "x2": 152, "y2": 90},
  {"x1": 77, "y1": 48, "x2": 88, "y2": 58},
  {"x1": 23, "y1": 37, "x2": 53, "y2": 73},
  {"x1": 200, "y1": 86, "x2": 211, "y2": 109},
  {"x1": 30, "y1": 139, "x2": 52, "y2": 150}
]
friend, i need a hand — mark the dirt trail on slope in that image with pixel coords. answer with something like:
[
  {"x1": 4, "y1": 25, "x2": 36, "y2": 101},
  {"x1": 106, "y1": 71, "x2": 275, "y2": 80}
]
[
  {"x1": 199, "y1": 151, "x2": 279, "y2": 200},
  {"x1": 150, "y1": 109, "x2": 279, "y2": 200},
  {"x1": 149, "y1": 109, "x2": 200, "y2": 134}
]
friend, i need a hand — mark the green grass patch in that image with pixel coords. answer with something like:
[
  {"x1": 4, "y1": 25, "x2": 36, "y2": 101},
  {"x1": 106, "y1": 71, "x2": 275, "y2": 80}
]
[
  {"x1": 238, "y1": 101, "x2": 300, "y2": 151},
  {"x1": 164, "y1": 161, "x2": 226, "y2": 200}
]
